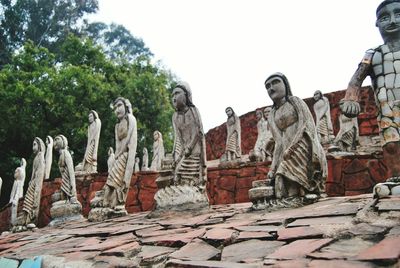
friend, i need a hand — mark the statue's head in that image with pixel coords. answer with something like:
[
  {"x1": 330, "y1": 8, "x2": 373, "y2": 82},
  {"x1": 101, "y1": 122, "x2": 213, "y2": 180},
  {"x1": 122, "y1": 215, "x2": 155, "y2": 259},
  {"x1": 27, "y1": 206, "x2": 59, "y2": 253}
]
[
  {"x1": 265, "y1": 72, "x2": 292, "y2": 107},
  {"x1": 376, "y1": 0, "x2": 400, "y2": 41},
  {"x1": 108, "y1": 147, "x2": 114, "y2": 156},
  {"x1": 255, "y1": 109, "x2": 263, "y2": 121},
  {"x1": 153, "y1": 130, "x2": 162, "y2": 141},
  {"x1": 172, "y1": 81, "x2": 194, "y2": 111},
  {"x1": 46, "y1": 135, "x2": 53, "y2": 145},
  {"x1": 33, "y1": 137, "x2": 45, "y2": 154},
  {"x1": 89, "y1": 110, "x2": 99, "y2": 123},
  {"x1": 313, "y1": 90, "x2": 323, "y2": 101},
  {"x1": 14, "y1": 158, "x2": 26, "y2": 180},
  {"x1": 112, "y1": 97, "x2": 132, "y2": 121},
  {"x1": 143, "y1": 147, "x2": 148, "y2": 154},
  {"x1": 263, "y1": 107, "x2": 271, "y2": 119},
  {"x1": 135, "y1": 157, "x2": 140, "y2": 163},
  {"x1": 54, "y1": 135, "x2": 68, "y2": 151},
  {"x1": 225, "y1": 107, "x2": 234, "y2": 118}
]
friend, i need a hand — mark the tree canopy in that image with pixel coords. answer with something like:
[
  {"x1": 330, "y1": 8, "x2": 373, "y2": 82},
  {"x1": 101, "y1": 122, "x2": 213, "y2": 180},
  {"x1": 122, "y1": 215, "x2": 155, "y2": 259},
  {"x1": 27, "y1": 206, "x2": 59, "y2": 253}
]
[{"x1": 0, "y1": 1, "x2": 176, "y2": 207}]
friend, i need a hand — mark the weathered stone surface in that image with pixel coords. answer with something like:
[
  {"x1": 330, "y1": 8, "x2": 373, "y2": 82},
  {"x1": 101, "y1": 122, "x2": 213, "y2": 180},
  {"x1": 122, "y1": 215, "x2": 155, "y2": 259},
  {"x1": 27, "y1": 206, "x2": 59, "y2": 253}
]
[
  {"x1": 347, "y1": 223, "x2": 387, "y2": 236},
  {"x1": 138, "y1": 245, "x2": 175, "y2": 262},
  {"x1": 237, "y1": 231, "x2": 274, "y2": 240},
  {"x1": 267, "y1": 238, "x2": 333, "y2": 259},
  {"x1": 221, "y1": 239, "x2": 285, "y2": 262},
  {"x1": 166, "y1": 259, "x2": 261, "y2": 268},
  {"x1": 309, "y1": 260, "x2": 375, "y2": 268},
  {"x1": 277, "y1": 226, "x2": 323, "y2": 241},
  {"x1": 140, "y1": 228, "x2": 206, "y2": 247},
  {"x1": 287, "y1": 215, "x2": 353, "y2": 227},
  {"x1": 169, "y1": 238, "x2": 220, "y2": 261},
  {"x1": 102, "y1": 241, "x2": 141, "y2": 257},
  {"x1": 356, "y1": 236, "x2": 400, "y2": 261},
  {"x1": 202, "y1": 228, "x2": 235, "y2": 242}
]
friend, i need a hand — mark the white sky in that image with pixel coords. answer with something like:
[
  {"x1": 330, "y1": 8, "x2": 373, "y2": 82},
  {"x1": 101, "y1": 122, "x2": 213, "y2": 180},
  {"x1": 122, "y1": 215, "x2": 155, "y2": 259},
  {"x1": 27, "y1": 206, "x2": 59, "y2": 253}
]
[{"x1": 89, "y1": 0, "x2": 383, "y2": 131}]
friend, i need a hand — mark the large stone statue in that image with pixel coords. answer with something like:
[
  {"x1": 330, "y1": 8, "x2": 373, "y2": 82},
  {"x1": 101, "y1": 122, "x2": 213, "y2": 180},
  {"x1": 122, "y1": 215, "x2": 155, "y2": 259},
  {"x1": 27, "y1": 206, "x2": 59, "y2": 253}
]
[
  {"x1": 341, "y1": 0, "x2": 400, "y2": 195},
  {"x1": 75, "y1": 110, "x2": 101, "y2": 176},
  {"x1": 153, "y1": 81, "x2": 208, "y2": 211},
  {"x1": 89, "y1": 97, "x2": 137, "y2": 221},
  {"x1": 49, "y1": 135, "x2": 82, "y2": 226},
  {"x1": 9, "y1": 158, "x2": 26, "y2": 226},
  {"x1": 44, "y1": 136, "x2": 53, "y2": 180},
  {"x1": 313, "y1": 90, "x2": 335, "y2": 146},
  {"x1": 13, "y1": 138, "x2": 46, "y2": 231},
  {"x1": 259, "y1": 73, "x2": 327, "y2": 208},
  {"x1": 141, "y1": 147, "x2": 149, "y2": 171},
  {"x1": 150, "y1": 130, "x2": 165, "y2": 171},
  {"x1": 221, "y1": 107, "x2": 241, "y2": 162}
]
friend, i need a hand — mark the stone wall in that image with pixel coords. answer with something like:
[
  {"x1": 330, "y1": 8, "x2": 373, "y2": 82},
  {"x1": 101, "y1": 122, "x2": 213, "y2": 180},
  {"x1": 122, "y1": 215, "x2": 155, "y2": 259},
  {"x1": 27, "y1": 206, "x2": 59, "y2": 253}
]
[
  {"x1": 206, "y1": 87, "x2": 379, "y2": 160},
  {"x1": 0, "y1": 151, "x2": 387, "y2": 232}
]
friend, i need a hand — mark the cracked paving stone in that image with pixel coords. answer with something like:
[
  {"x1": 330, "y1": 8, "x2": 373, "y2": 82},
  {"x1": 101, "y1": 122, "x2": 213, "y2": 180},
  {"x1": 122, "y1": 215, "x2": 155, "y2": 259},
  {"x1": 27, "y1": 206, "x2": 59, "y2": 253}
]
[
  {"x1": 277, "y1": 226, "x2": 323, "y2": 241},
  {"x1": 307, "y1": 237, "x2": 374, "y2": 259},
  {"x1": 202, "y1": 228, "x2": 236, "y2": 241},
  {"x1": 221, "y1": 239, "x2": 285, "y2": 262},
  {"x1": 169, "y1": 238, "x2": 220, "y2": 261},
  {"x1": 267, "y1": 238, "x2": 333, "y2": 260},
  {"x1": 356, "y1": 236, "x2": 400, "y2": 261}
]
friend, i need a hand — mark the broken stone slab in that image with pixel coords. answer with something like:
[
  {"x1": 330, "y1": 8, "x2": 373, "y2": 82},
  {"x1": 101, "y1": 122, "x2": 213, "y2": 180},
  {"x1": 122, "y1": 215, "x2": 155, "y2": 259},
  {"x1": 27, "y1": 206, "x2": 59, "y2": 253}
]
[
  {"x1": 221, "y1": 239, "x2": 285, "y2": 263},
  {"x1": 356, "y1": 236, "x2": 400, "y2": 262},
  {"x1": 138, "y1": 245, "x2": 176, "y2": 266},
  {"x1": 169, "y1": 238, "x2": 220, "y2": 261},
  {"x1": 267, "y1": 238, "x2": 333, "y2": 259},
  {"x1": 202, "y1": 228, "x2": 236, "y2": 242},
  {"x1": 102, "y1": 241, "x2": 141, "y2": 257},
  {"x1": 140, "y1": 228, "x2": 206, "y2": 247},
  {"x1": 277, "y1": 226, "x2": 324, "y2": 241},
  {"x1": 236, "y1": 231, "x2": 274, "y2": 241},
  {"x1": 286, "y1": 215, "x2": 353, "y2": 227},
  {"x1": 166, "y1": 259, "x2": 261, "y2": 268},
  {"x1": 309, "y1": 260, "x2": 375, "y2": 268}
]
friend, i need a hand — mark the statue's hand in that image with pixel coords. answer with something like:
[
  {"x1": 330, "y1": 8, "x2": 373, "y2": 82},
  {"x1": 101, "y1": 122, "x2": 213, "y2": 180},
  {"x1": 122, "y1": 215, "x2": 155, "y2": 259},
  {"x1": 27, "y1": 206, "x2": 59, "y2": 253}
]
[
  {"x1": 267, "y1": 170, "x2": 275, "y2": 180},
  {"x1": 340, "y1": 100, "x2": 360, "y2": 118}
]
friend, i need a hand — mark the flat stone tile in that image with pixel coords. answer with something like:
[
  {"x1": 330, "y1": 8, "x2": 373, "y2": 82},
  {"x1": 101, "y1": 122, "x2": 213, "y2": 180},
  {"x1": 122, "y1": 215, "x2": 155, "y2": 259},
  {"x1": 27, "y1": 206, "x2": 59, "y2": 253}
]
[
  {"x1": 94, "y1": 255, "x2": 140, "y2": 267},
  {"x1": 221, "y1": 239, "x2": 285, "y2": 262},
  {"x1": 166, "y1": 259, "x2": 261, "y2": 268},
  {"x1": 58, "y1": 251, "x2": 100, "y2": 262},
  {"x1": 169, "y1": 238, "x2": 220, "y2": 261},
  {"x1": 209, "y1": 211, "x2": 236, "y2": 219},
  {"x1": 202, "y1": 228, "x2": 235, "y2": 241},
  {"x1": 277, "y1": 226, "x2": 323, "y2": 241},
  {"x1": 309, "y1": 260, "x2": 375, "y2": 268},
  {"x1": 387, "y1": 226, "x2": 400, "y2": 236},
  {"x1": 376, "y1": 199, "x2": 400, "y2": 211},
  {"x1": 159, "y1": 214, "x2": 212, "y2": 227},
  {"x1": 205, "y1": 220, "x2": 255, "y2": 229},
  {"x1": 286, "y1": 216, "x2": 353, "y2": 227},
  {"x1": 137, "y1": 227, "x2": 192, "y2": 238},
  {"x1": 267, "y1": 238, "x2": 333, "y2": 259},
  {"x1": 236, "y1": 231, "x2": 274, "y2": 240},
  {"x1": 264, "y1": 258, "x2": 310, "y2": 268},
  {"x1": 307, "y1": 237, "x2": 374, "y2": 259},
  {"x1": 356, "y1": 236, "x2": 400, "y2": 261},
  {"x1": 196, "y1": 218, "x2": 224, "y2": 226},
  {"x1": 138, "y1": 245, "x2": 176, "y2": 260},
  {"x1": 347, "y1": 223, "x2": 387, "y2": 236},
  {"x1": 140, "y1": 228, "x2": 206, "y2": 247},
  {"x1": 74, "y1": 233, "x2": 135, "y2": 252},
  {"x1": 110, "y1": 223, "x2": 158, "y2": 235},
  {"x1": 253, "y1": 219, "x2": 283, "y2": 226},
  {"x1": 234, "y1": 225, "x2": 280, "y2": 233},
  {"x1": 102, "y1": 241, "x2": 141, "y2": 257},
  {"x1": 135, "y1": 225, "x2": 164, "y2": 237}
]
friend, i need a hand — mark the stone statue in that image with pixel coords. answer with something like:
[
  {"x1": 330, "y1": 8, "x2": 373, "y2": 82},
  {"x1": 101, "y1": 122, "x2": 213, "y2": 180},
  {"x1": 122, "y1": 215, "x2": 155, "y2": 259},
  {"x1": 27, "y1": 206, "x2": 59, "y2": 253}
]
[
  {"x1": 141, "y1": 147, "x2": 149, "y2": 171},
  {"x1": 75, "y1": 110, "x2": 101, "y2": 175},
  {"x1": 249, "y1": 108, "x2": 274, "y2": 162},
  {"x1": 44, "y1": 136, "x2": 53, "y2": 180},
  {"x1": 153, "y1": 81, "x2": 208, "y2": 211},
  {"x1": 313, "y1": 90, "x2": 335, "y2": 146},
  {"x1": 332, "y1": 100, "x2": 359, "y2": 152},
  {"x1": 341, "y1": 0, "x2": 400, "y2": 186},
  {"x1": 134, "y1": 157, "x2": 140, "y2": 173},
  {"x1": 15, "y1": 137, "x2": 46, "y2": 230},
  {"x1": 262, "y1": 73, "x2": 327, "y2": 208},
  {"x1": 9, "y1": 158, "x2": 26, "y2": 226},
  {"x1": 150, "y1": 130, "x2": 165, "y2": 171},
  {"x1": 221, "y1": 107, "x2": 241, "y2": 162},
  {"x1": 89, "y1": 97, "x2": 137, "y2": 221},
  {"x1": 49, "y1": 135, "x2": 82, "y2": 226},
  {"x1": 0, "y1": 177, "x2": 2, "y2": 199},
  {"x1": 107, "y1": 147, "x2": 115, "y2": 174}
]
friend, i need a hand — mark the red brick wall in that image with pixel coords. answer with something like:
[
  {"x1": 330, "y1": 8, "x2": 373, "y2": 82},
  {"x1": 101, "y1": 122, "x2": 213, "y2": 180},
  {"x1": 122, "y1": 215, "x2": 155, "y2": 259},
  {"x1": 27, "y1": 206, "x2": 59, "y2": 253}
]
[{"x1": 206, "y1": 87, "x2": 379, "y2": 160}]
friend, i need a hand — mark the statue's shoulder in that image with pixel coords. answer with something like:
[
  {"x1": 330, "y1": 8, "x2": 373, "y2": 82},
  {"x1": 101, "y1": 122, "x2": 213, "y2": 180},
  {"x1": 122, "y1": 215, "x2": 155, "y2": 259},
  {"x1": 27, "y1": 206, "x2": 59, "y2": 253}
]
[{"x1": 361, "y1": 47, "x2": 379, "y2": 64}]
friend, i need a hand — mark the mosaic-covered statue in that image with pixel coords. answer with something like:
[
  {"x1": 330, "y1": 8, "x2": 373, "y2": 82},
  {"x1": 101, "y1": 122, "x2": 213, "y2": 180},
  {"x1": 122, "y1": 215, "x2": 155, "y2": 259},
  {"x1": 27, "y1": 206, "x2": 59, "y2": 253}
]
[
  {"x1": 153, "y1": 81, "x2": 208, "y2": 211},
  {"x1": 9, "y1": 158, "x2": 26, "y2": 226},
  {"x1": 313, "y1": 90, "x2": 334, "y2": 146},
  {"x1": 75, "y1": 110, "x2": 101, "y2": 175},
  {"x1": 341, "y1": 0, "x2": 400, "y2": 196},
  {"x1": 44, "y1": 135, "x2": 53, "y2": 180},
  {"x1": 89, "y1": 97, "x2": 137, "y2": 221},
  {"x1": 16, "y1": 137, "x2": 46, "y2": 230},
  {"x1": 221, "y1": 107, "x2": 241, "y2": 162},
  {"x1": 264, "y1": 73, "x2": 327, "y2": 207},
  {"x1": 49, "y1": 135, "x2": 82, "y2": 226},
  {"x1": 150, "y1": 130, "x2": 165, "y2": 171}
]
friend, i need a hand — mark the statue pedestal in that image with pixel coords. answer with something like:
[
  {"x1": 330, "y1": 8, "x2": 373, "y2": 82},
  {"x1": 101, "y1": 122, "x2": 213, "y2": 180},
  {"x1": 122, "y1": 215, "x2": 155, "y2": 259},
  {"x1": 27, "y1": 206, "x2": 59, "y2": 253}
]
[
  {"x1": 249, "y1": 180, "x2": 274, "y2": 210},
  {"x1": 88, "y1": 207, "x2": 128, "y2": 222},
  {"x1": 49, "y1": 200, "x2": 83, "y2": 226}
]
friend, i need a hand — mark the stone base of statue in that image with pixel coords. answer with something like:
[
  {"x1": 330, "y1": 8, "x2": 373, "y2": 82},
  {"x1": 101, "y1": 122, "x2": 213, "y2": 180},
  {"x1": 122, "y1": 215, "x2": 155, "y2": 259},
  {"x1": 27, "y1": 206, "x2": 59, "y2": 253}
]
[
  {"x1": 75, "y1": 171, "x2": 97, "y2": 182},
  {"x1": 218, "y1": 158, "x2": 244, "y2": 168},
  {"x1": 373, "y1": 179, "x2": 400, "y2": 199},
  {"x1": 87, "y1": 190, "x2": 128, "y2": 222},
  {"x1": 49, "y1": 191, "x2": 83, "y2": 226},
  {"x1": 249, "y1": 180, "x2": 274, "y2": 210}
]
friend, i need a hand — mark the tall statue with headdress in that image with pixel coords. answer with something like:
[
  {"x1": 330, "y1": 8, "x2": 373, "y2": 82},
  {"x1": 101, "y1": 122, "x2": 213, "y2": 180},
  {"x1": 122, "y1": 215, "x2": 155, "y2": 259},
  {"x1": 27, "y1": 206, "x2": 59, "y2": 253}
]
[
  {"x1": 9, "y1": 158, "x2": 26, "y2": 227},
  {"x1": 89, "y1": 97, "x2": 137, "y2": 221},
  {"x1": 313, "y1": 90, "x2": 335, "y2": 147},
  {"x1": 150, "y1": 130, "x2": 165, "y2": 171},
  {"x1": 44, "y1": 136, "x2": 53, "y2": 180},
  {"x1": 153, "y1": 81, "x2": 208, "y2": 211},
  {"x1": 75, "y1": 110, "x2": 101, "y2": 177},
  {"x1": 49, "y1": 135, "x2": 82, "y2": 226},
  {"x1": 221, "y1": 107, "x2": 242, "y2": 162}
]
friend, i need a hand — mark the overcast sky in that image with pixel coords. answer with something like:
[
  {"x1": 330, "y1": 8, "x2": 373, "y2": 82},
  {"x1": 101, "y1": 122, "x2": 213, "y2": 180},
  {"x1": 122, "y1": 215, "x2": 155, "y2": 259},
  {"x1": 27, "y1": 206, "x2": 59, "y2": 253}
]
[{"x1": 89, "y1": 0, "x2": 383, "y2": 131}]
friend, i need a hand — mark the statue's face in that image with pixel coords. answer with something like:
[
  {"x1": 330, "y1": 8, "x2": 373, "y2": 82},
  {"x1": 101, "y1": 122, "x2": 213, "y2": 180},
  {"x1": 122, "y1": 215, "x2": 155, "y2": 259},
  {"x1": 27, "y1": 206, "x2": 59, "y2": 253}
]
[
  {"x1": 153, "y1": 132, "x2": 159, "y2": 141},
  {"x1": 256, "y1": 110, "x2": 263, "y2": 120},
  {"x1": 88, "y1": 112, "x2": 95, "y2": 123},
  {"x1": 376, "y1": 2, "x2": 400, "y2": 39},
  {"x1": 265, "y1": 77, "x2": 286, "y2": 103},
  {"x1": 114, "y1": 100, "x2": 126, "y2": 120},
  {"x1": 14, "y1": 169, "x2": 20, "y2": 180},
  {"x1": 172, "y1": 87, "x2": 187, "y2": 110},
  {"x1": 32, "y1": 140, "x2": 39, "y2": 154},
  {"x1": 263, "y1": 108, "x2": 271, "y2": 119},
  {"x1": 225, "y1": 108, "x2": 233, "y2": 117},
  {"x1": 313, "y1": 91, "x2": 321, "y2": 101},
  {"x1": 135, "y1": 157, "x2": 140, "y2": 163},
  {"x1": 46, "y1": 136, "x2": 51, "y2": 145},
  {"x1": 54, "y1": 137, "x2": 62, "y2": 151}
]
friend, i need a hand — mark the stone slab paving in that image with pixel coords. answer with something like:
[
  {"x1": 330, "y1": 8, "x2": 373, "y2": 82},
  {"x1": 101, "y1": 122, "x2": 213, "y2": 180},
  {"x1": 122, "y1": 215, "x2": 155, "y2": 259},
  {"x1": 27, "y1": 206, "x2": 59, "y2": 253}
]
[{"x1": 0, "y1": 194, "x2": 399, "y2": 267}]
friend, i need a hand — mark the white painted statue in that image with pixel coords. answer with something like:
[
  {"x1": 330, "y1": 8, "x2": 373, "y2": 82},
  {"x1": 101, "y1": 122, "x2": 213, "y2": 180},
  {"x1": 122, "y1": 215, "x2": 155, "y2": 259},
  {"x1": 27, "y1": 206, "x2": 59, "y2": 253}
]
[
  {"x1": 141, "y1": 147, "x2": 149, "y2": 171},
  {"x1": 107, "y1": 147, "x2": 115, "y2": 174},
  {"x1": 150, "y1": 130, "x2": 164, "y2": 171},
  {"x1": 222, "y1": 106, "x2": 241, "y2": 161},
  {"x1": 9, "y1": 158, "x2": 26, "y2": 226},
  {"x1": 45, "y1": 135, "x2": 53, "y2": 180},
  {"x1": 313, "y1": 90, "x2": 335, "y2": 146}
]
